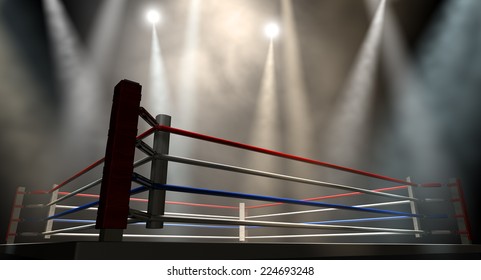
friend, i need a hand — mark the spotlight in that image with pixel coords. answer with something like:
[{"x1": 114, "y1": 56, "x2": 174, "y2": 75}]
[
  {"x1": 264, "y1": 23, "x2": 280, "y2": 39},
  {"x1": 146, "y1": 9, "x2": 160, "y2": 24}
]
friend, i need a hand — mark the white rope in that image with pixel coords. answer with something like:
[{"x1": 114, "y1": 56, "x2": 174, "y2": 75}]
[
  {"x1": 161, "y1": 154, "x2": 415, "y2": 201},
  {"x1": 248, "y1": 200, "x2": 411, "y2": 219},
  {"x1": 52, "y1": 206, "x2": 236, "y2": 220},
  {"x1": 51, "y1": 233, "x2": 238, "y2": 239},
  {"x1": 131, "y1": 212, "x2": 423, "y2": 234},
  {"x1": 164, "y1": 212, "x2": 238, "y2": 219},
  {"x1": 247, "y1": 232, "x2": 407, "y2": 239},
  {"x1": 56, "y1": 205, "x2": 98, "y2": 210},
  {"x1": 47, "y1": 179, "x2": 102, "y2": 206},
  {"x1": 24, "y1": 204, "x2": 45, "y2": 208},
  {"x1": 42, "y1": 223, "x2": 96, "y2": 235},
  {"x1": 47, "y1": 156, "x2": 152, "y2": 207}
]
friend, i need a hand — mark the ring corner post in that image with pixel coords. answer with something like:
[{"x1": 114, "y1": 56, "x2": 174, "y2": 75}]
[
  {"x1": 6, "y1": 186, "x2": 26, "y2": 244},
  {"x1": 448, "y1": 178, "x2": 472, "y2": 244},
  {"x1": 96, "y1": 79, "x2": 142, "y2": 242},
  {"x1": 146, "y1": 114, "x2": 171, "y2": 229},
  {"x1": 44, "y1": 185, "x2": 59, "y2": 240},
  {"x1": 406, "y1": 177, "x2": 422, "y2": 238}
]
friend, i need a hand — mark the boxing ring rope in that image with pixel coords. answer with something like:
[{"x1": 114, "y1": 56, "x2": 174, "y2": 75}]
[
  {"x1": 26, "y1": 178, "x2": 421, "y2": 238},
  {"x1": 247, "y1": 185, "x2": 410, "y2": 209},
  {"x1": 5, "y1": 147, "x2": 470, "y2": 243},
  {"x1": 159, "y1": 154, "x2": 415, "y2": 201},
  {"x1": 17, "y1": 158, "x2": 456, "y2": 240},
  {"x1": 154, "y1": 125, "x2": 417, "y2": 187},
  {"x1": 5, "y1": 80, "x2": 472, "y2": 245},
  {"x1": 6, "y1": 171, "x2": 468, "y2": 242},
  {"x1": 47, "y1": 157, "x2": 153, "y2": 207},
  {"x1": 129, "y1": 210, "x2": 423, "y2": 235},
  {"x1": 131, "y1": 175, "x2": 422, "y2": 218},
  {"x1": 247, "y1": 200, "x2": 413, "y2": 219}
]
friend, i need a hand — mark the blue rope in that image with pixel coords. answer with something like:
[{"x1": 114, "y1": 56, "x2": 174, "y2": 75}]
[
  {"x1": 46, "y1": 172, "x2": 443, "y2": 221},
  {"x1": 307, "y1": 216, "x2": 410, "y2": 225},
  {"x1": 53, "y1": 219, "x2": 96, "y2": 223},
  {"x1": 164, "y1": 223, "x2": 239, "y2": 229},
  {"x1": 46, "y1": 186, "x2": 146, "y2": 220},
  {"x1": 151, "y1": 183, "x2": 424, "y2": 218},
  {"x1": 51, "y1": 219, "x2": 237, "y2": 229},
  {"x1": 46, "y1": 200, "x2": 99, "y2": 220}
]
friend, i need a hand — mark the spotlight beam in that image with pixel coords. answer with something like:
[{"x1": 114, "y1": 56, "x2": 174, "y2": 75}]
[
  {"x1": 242, "y1": 40, "x2": 280, "y2": 198},
  {"x1": 148, "y1": 25, "x2": 171, "y2": 115},
  {"x1": 42, "y1": 0, "x2": 103, "y2": 162},
  {"x1": 171, "y1": 0, "x2": 202, "y2": 187},
  {"x1": 281, "y1": 0, "x2": 313, "y2": 181},
  {"x1": 88, "y1": 0, "x2": 127, "y2": 77},
  {"x1": 177, "y1": 0, "x2": 201, "y2": 131},
  {"x1": 323, "y1": 0, "x2": 386, "y2": 167}
]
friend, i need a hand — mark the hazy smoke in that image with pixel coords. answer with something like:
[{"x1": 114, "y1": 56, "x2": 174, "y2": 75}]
[
  {"x1": 43, "y1": 0, "x2": 105, "y2": 172},
  {"x1": 323, "y1": 0, "x2": 386, "y2": 169},
  {"x1": 414, "y1": 0, "x2": 481, "y2": 179},
  {"x1": 148, "y1": 26, "x2": 171, "y2": 115},
  {"x1": 0, "y1": 18, "x2": 54, "y2": 187},
  {"x1": 281, "y1": 0, "x2": 313, "y2": 158}
]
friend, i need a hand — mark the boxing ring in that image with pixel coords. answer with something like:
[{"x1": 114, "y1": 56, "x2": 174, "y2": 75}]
[{"x1": 3, "y1": 80, "x2": 479, "y2": 259}]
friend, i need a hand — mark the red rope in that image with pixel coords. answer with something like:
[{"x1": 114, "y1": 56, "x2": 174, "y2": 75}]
[
  {"x1": 420, "y1": 182, "x2": 442, "y2": 188},
  {"x1": 135, "y1": 127, "x2": 157, "y2": 141},
  {"x1": 165, "y1": 201, "x2": 238, "y2": 209},
  {"x1": 45, "y1": 122, "x2": 421, "y2": 213},
  {"x1": 49, "y1": 158, "x2": 105, "y2": 193},
  {"x1": 28, "y1": 190, "x2": 49, "y2": 195},
  {"x1": 247, "y1": 185, "x2": 408, "y2": 209},
  {"x1": 57, "y1": 192, "x2": 238, "y2": 210},
  {"x1": 156, "y1": 125, "x2": 417, "y2": 186},
  {"x1": 59, "y1": 192, "x2": 99, "y2": 198},
  {"x1": 49, "y1": 128, "x2": 157, "y2": 194},
  {"x1": 48, "y1": 122, "x2": 415, "y2": 197}
]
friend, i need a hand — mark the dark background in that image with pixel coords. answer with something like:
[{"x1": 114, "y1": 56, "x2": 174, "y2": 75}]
[{"x1": 1, "y1": 0, "x2": 479, "y2": 244}]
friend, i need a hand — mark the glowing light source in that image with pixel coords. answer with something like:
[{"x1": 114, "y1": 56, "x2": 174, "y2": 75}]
[
  {"x1": 146, "y1": 10, "x2": 160, "y2": 24},
  {"x1": 264, "y1": 23, "x2": 280, "y2": 39}
]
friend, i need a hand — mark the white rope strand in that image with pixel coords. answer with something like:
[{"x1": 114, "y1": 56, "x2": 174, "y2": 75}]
[
  {"x1": 248, "y1": 232, "x2": 407, "y2": 239},
  {"x1": 248, "y1": 200, "x2": 411, "y2": 219},
  {"x1": 50, "y1": 233, "x2": 238, "y2": 239},
  {"x1": 160, "y1": 154, "x2": 415, "y2": 201},
  {"x1": 42, "y1": 223, "x2": 96, "y2": 236},
  {"x1": 47, "y1": 156, "x2": 152, "y2": 206},
  {"x1": 130, "y1": 211, "x2": 423, "y2": 234}
]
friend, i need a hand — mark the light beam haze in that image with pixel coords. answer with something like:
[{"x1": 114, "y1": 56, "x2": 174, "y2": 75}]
[
  {"x1": 42, "y1": 0, "x2": 104, "y2": 173},
  {"x1": 167, "y1": 0, "x2": 202, "y2": 190},
  {"x1": 148, "y1": 25, "x2": 171, "y2": 116},
  {"x1": 280, "y1": 0, "x2": 312, "y2": 158},
  {"x1": 414, "y1": 0, "x2": 481, "y2": 180},
  {"x1": 0, "y1": 14, "x2": 53, "y2": 187},
  {"x1": 377, "y1": 0, "x2": 452, "y2": 180},
  {"x1": 280, "y1": 0, "x2": 314, "y2": 188},
  {"x1": 87, "y1": 0, "x2": 127, "y2": 80},
  {"x1": 243, "y1": 40, "x2": 281, "y2": 196},
  {"x1": 177, "y1": 0, "x2": 201, "y2": 130},
  {"x1": 323, "y1": 0, "x2": 386, "y2": 170}
]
